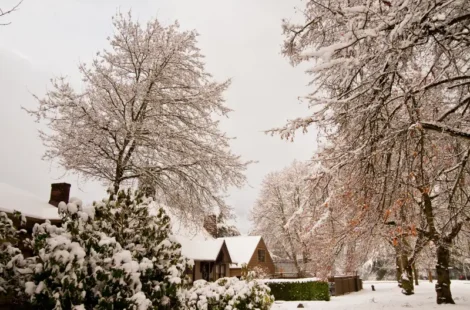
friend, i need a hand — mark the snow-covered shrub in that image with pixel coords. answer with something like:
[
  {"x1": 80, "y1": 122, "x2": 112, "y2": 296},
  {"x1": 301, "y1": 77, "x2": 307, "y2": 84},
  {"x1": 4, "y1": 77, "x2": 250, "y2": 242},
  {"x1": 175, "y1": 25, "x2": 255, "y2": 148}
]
[
  {"x1": 0, "y1": 211, "x2": 32, "y2": 305},
  {"x1": 183, "y1": 277, "x2": 273, "y2": 310},
  {"x1": 239, "y1": 263, "x2": 270, "y2": 280},
  {"x1": 248, "y1": 266, "x2": 270, "y2": 280},
  {"x1": 25, "y1": 189, "x2": 191, "y2": 309}
]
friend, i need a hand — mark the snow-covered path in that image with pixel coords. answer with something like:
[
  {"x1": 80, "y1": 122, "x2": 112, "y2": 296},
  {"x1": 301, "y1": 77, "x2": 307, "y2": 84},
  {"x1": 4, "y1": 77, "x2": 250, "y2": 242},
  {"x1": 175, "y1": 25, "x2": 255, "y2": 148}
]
[{"x1": 271, "y1": 281, "x2": 470, "y2": 309}]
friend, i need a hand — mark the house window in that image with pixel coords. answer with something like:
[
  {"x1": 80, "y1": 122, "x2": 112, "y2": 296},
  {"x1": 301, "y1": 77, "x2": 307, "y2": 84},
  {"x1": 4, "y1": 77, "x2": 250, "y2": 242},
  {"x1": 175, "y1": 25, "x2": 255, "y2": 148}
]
[
  {"x1": 216, "y1": 264, "x2": 226, "y2": 279},
  {"x1": 201, "y1": 262, "x2": 211, "y2": 281},
  {"x1": 258, "y1": 249, "x2": 266, "y2": 262}
]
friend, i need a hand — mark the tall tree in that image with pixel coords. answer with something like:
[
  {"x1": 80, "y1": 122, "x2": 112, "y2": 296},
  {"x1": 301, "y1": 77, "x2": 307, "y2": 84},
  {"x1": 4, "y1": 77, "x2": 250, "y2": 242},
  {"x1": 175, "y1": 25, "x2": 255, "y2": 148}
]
[
  {"x1": 251, "y1": 161, "x2": 331, "y2": 277},
  {"x1": 273, "y1": 0, "x2": 470, "y2": 303},
  {"x1": 26, "y1": 12, "x2": 247, "y2": 221}
]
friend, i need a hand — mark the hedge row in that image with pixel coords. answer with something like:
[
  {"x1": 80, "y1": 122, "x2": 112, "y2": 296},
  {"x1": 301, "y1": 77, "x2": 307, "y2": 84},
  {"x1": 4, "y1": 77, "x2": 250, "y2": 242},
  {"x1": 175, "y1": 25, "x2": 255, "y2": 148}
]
[{"x1": 266, "y1": 280, "x2": 330, "y2": 301}]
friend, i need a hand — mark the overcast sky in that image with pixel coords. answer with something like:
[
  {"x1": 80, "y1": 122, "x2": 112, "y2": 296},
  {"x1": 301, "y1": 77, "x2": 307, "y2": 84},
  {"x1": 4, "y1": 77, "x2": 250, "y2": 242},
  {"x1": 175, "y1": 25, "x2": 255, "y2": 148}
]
[{"x1": 0, "y1": 0, "x2": 317, "y2": 233}]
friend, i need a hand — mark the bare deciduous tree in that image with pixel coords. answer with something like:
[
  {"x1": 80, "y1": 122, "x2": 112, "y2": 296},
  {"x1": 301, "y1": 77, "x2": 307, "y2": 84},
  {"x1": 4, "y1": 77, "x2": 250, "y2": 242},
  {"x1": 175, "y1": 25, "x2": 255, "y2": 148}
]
[
  {"x1": 272, "y1": 0, "x2": 470, "y2": 303},
  {"x1": 26, "y1": 12, "x2": 248, "y2": 221},
  {"x1": 251, "y1": 161, "x2": 331, "y2": 277}
]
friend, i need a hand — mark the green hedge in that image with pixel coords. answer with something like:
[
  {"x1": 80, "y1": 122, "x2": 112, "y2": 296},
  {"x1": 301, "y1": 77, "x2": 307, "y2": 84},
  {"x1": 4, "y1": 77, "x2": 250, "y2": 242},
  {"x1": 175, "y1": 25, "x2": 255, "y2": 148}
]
[{"x1": 266, "y1": 280, "x2": 330, "y2": 301}]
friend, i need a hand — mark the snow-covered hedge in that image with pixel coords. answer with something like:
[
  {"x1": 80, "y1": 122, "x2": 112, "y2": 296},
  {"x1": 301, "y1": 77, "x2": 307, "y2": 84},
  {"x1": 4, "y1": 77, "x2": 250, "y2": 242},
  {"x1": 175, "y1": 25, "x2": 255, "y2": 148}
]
[
  {"x1": 183, "y1": 277, "x2": 274, "y2": 310},
  {"x1": 265, "y1": 279, "x2": 329, "y2": 301},
  {"x1": 3, "y1": 189, "x2": 192, "y2": 309}
]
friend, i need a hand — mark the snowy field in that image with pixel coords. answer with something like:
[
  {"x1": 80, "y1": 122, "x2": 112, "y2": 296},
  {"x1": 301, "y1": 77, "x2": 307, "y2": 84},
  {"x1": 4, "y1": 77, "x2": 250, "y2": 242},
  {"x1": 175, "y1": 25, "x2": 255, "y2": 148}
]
[{"x1": 271, "y1": 281, "x2": 470, "y2": 309}]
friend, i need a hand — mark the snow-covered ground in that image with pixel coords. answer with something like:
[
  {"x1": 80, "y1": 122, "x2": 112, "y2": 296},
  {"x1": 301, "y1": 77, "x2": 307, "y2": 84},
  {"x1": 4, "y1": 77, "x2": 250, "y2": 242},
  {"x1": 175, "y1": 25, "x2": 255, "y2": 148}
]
[{"x1": 271, "y1": 281, "x2": 470, "y2": 309}]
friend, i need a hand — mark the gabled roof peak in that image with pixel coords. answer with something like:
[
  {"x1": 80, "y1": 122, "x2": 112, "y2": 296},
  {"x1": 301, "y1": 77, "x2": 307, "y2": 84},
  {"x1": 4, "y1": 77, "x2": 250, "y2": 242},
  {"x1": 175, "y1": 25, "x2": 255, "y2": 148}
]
[{"x1": 218, "y1": 236, "x2": 262, "y2": 266}]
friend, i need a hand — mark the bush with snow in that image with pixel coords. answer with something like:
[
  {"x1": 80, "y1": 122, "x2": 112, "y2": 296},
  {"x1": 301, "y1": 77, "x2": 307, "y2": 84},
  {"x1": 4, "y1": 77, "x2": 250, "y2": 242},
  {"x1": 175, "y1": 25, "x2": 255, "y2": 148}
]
[
  {"x1": 24, "y1": 189, "x2": 191, "y2": 309},
  {"x1": 243, "y1": 265, "x2": 270, "y2": 280},
  {"x1": 183, "y1": 277, "x2": 274, "y2": 310},
  {"x1": 0, "y1": 211, "x2": 32, "y2": 304}
]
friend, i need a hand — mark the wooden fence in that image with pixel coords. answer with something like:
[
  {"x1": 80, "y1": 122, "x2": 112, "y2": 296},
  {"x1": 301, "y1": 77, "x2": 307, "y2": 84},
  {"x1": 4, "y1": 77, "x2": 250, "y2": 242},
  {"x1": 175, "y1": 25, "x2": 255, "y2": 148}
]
[{"x1": 328, "y1": 275, "x2": 363, "y2": 296}]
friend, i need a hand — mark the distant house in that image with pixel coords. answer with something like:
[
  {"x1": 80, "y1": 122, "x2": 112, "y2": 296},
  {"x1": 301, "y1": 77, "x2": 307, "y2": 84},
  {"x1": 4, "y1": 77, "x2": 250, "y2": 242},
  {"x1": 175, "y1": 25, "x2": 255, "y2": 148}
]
[
  {"x1": 220, "y1": 236, "x2": 275, "y2": 278},
  {"x1": 272, "y1": 257, "x2": 312, "y2": 278},
  {"x1": 168, "y1": 212, "x2": 235, "y2": 283}
]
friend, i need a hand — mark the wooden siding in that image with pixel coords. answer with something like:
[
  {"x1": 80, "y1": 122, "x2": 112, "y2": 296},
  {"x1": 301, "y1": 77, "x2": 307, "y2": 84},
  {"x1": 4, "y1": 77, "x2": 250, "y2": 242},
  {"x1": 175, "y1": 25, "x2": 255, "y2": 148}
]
[
  {"x1": 228, "y1": 237, "x2": 275, "y2": 277},
  {"x1": 229, "y1": 268, "x2": 242, "y2": 277},
  {"x1": 247, "y1": 238, "x2": 275, "y2": 275},
  {"x1": 191, "y1": 243, "x2": 232, "y2": 282},
  {"x1": 218, "y1": 243, "x2": 232, "y2": 264}
]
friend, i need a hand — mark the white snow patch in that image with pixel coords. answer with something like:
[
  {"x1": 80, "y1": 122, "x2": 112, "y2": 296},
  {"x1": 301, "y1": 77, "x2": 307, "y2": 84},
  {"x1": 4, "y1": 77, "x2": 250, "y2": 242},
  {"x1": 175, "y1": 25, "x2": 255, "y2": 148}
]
[
  {"x1": 0, "y1": 183, "x2": 61, "y2": 220},
  {"x1": 271, "y1": 281, "x2": 470, "y2": 309}
]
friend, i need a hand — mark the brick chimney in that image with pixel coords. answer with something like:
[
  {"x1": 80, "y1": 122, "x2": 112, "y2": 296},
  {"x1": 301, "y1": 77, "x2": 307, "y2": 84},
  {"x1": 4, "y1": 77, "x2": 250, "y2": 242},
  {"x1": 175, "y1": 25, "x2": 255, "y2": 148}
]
[
  {"x1": 49, "y1": 183, "x2": 71, "y2": 207},
  {"x1": 203, "y1": 214, "x2": 218, "y2": 238}
]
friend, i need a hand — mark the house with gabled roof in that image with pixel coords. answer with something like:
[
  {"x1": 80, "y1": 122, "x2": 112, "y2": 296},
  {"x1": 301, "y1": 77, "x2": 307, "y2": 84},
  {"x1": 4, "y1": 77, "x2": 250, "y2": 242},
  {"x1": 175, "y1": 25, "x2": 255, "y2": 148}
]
[
  {"x1": 175, "y1": 237, "x2": 232, "y2": 282},
  {"x1": 219, "y1": 236, "x2": 275, "y2": 278},
  {"x1": 167, "y1": 212, "x2": 235, "y2": 282}
]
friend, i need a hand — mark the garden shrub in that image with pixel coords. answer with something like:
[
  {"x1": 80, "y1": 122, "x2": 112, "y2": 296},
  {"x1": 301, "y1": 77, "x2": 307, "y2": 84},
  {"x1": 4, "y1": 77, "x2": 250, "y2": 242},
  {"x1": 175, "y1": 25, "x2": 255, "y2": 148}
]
[
  {"x1": 22, "y1": 189, "x2": 191, "y2": 309},
  {"x1": 0, "y1": 211, "x2": 34, "y2": 307},
  {"x1": 266, "y1": 279, "x2": 330, "y2": 301},
  {"x1": 183, "y1": 277, "x2": 274, "y2": 310}
]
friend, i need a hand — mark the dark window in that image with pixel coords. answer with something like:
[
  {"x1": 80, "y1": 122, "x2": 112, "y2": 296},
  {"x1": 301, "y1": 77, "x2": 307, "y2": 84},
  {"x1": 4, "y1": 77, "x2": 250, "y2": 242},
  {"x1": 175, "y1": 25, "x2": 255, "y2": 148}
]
[
  {"x1": 258, "y1": 249, "x2": 266, "y2": 262},
  {"x1": 201, "y1": 262, "x2": 210, "y2": 281},
  {"x1": 216, "y1": 264, "x2": 226, "y2": 279}
]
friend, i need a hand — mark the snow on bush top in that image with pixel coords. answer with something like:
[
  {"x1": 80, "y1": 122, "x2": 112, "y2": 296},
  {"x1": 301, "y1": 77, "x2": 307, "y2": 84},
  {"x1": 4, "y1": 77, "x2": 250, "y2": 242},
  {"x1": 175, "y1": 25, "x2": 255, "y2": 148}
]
[
  {"x1": 184, "y1": 277, "x2": 274, "y2": 310},
  {"x1": 260, "y1": 277, "x2": 321, "y2": 283}
]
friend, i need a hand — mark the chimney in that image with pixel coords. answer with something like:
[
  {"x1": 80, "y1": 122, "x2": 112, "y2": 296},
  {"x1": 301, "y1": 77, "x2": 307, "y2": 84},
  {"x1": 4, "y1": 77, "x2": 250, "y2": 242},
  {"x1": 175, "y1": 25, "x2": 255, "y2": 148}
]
[
  {"x1": 203, "y1": 214, "x2": 218, "y2": 238},
  {"x1": 49, "y1": 183, "x2": 71, "y2": 207}
]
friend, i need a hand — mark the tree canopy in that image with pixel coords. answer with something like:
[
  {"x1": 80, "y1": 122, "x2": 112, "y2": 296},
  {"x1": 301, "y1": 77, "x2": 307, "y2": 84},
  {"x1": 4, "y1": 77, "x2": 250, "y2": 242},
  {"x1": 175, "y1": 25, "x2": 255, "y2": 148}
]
[{"x1": 27, "y1": 12, "x2": 247, "y2": 221}]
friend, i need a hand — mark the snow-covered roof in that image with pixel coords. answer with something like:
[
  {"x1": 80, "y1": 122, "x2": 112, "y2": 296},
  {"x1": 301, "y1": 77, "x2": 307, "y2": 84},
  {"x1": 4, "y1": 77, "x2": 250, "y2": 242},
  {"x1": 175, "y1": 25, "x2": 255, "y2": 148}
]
[
  {"x1": 144, "y1": 200, "x2": 227, "y2": 261},
  {"x1": 176, "y1": 237, "x2": 225, "y2": 261},
  {"x1": 220, "y1": 236, "x2": 262, "y2": 267},
  {"x1": 0, "y1": 183, "x2": 61, "y2": 220}
]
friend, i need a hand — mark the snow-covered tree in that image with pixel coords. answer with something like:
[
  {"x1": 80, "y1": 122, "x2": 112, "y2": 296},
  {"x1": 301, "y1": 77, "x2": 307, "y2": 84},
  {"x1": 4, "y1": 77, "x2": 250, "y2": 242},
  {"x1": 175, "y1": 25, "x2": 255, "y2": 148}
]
[
  {"x1": 272, "y1": 0, "x2": 470, "y2": 304},
  {"x1": 216, "y1": 214, "x2": 241, "y2": 238},
  {"x1": 24, "y1": 189, "x2": 191, "y2": 309},
  {"x1": 251, "y1": 161, "x2": 331, "y2": 277},
  {"x1": 216, "y1": 223, "x2": 240, "y2": 238},
  {"x1": 26, "y1": 12, "x2": 247, "y2": 222}
]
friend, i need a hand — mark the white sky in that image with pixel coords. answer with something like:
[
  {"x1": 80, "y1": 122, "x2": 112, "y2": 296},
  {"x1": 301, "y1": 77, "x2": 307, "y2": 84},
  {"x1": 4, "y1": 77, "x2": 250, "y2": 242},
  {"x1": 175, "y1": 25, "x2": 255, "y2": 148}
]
[{"x1": 0, "y1": 0, "x2": 317, "y2": 233}]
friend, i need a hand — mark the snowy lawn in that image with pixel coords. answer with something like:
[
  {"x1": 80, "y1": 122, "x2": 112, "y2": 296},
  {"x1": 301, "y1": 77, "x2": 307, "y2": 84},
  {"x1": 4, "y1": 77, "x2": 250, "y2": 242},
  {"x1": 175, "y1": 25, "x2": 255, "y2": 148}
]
[{"x1": 271, "y1": 281, "x2": 470, "y2": 309}]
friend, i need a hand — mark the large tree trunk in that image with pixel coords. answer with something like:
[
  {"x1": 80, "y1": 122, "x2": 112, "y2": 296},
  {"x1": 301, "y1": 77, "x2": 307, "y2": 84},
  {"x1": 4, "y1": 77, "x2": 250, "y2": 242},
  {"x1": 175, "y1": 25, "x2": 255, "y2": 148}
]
[
  {"x1": 428, "y1": 269, "x2": 433, "y2": 282},
  {"x1": 435, "y1": 243, "x2": 455, "y2": 304},
  {"x1": 412, "y1": 263, "x2": 419, "y2": 286},
  {"x1": 396, "y1": 255, "x2": 403, "y2": 287},
  {"x1": 400, "y1": 254, "x2": 414, "y2": 295},
  {"x1": 293, "y1": 258, "x2": 303, "y2": 278}
]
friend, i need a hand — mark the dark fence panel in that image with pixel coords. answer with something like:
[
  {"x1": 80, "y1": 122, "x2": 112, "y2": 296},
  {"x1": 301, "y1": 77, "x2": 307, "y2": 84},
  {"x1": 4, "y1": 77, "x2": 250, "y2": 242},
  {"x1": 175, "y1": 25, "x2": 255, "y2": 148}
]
[{"x1": 327, "y1": 275, "x2": 363, "y2": 296}]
